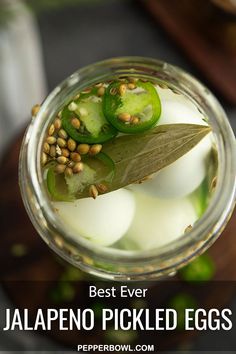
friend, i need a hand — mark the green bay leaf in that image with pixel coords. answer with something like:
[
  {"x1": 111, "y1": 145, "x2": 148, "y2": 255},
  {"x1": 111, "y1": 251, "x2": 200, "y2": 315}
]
[{"x1": 102, "y1": 123, "x2": 211, "y2": 192}]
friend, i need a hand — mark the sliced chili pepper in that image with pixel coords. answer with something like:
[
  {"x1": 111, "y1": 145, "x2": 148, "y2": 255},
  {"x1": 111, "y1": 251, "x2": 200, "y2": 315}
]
[
  {"x1": 46, "y1": 153, "x2": 115, "y2": 201},
  {"x1": 169, "y1": 293, "x2": 197, "y2": 330},
  {"x1": 103, "y1": 80, "x2": 161, "y2": 133},
  {"x1": 65, "y1": 152, "x2": 115, "y2": 199},
  {"x1": 179, "y1": 254, "x2": 215, "y2": 282},
  {"x1": 61, "y1": 89, "x2": 117, "y2": 144},
  {"x1": 46, "y1": 165, "x2": 74, "y2": 202}
]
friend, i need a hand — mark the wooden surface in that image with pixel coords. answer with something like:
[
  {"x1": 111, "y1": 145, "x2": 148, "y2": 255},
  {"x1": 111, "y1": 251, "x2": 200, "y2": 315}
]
[
  {"x1": 0, "y1": 133, "x2": 235, "y2": 350},
  {"x1": 143, "y1": 0, "x2": 236, "y2": 104}
]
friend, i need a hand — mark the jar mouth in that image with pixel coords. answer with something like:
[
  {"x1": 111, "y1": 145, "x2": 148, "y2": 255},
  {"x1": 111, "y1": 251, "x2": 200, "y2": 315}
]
[{"x1": 21, "y1": 57, "x2": 236, "y2": 274}]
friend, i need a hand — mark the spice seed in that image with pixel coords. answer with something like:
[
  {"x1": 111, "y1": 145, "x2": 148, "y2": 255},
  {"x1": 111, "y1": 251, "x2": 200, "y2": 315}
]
[
  {"x1": 184, "y1": 225, "x2": 193, "y2": 233},
  {"x1": 131, "y1": 116, "x2": 140, "y2": 125},
  {"x1": 71, "y1": 118, "x2": 81, "y2": 129},
  {"x1": 54, "y1": 118, "x2": 62, "y2": 130},
  {"x1": 77, "y1": 144, "x2": 90, "y2": 155},
  {"x1": 127, "y1": 83, "x2": 136, "y2": 90},
  {"x1": 119, "y1": 84, "x2": 127, "y2": 96},
  {"x1": 73, "y1": 162, "x2": 84, "y2": 173},
  {"x1": 95, "y1": 83, "x2": 103, "y2": 88},
  {"x1": 97, "y1": 87, "x2": 105, "y2": 97},
  {"x1": 89, "y1": 185, "x2": 98, "y2": 199},
  {"x1": 49, "y1": 145, "x2": 56, "y2": 158},
  {"x1": 57, "y1": 156, "x2": 68, "y2": 164},
  {"x1": 58, "y1": 129, "x2": 68, "y2": 139},
  {"x1": 70, "y1": 152, "x2": 81, "y2": 162},
  {"x1": 118, "y1": 112, "x2": 131, "y2": 122},
  {"x1": 41, "y1": 152, "x2": 47, "y2": 165},
  {"x1": 89, "y1": 144, "x2": 102, "y2": 155},
  {"x1": 82, "y1": 88, "x2": 92, "y2": 94},
  {"x1": 68, "y1": 138, "x2": 77, "y2": 152},
  {"x1": 47, "y1": 136, "x2": 57, "y2": 145},
  {"x1": 55, "y1": 164, "x2": 66, "y2": 174},
  {"x1": 68, "y1": 161, "x2": 75, "y2": 168},
  {"x1": 96, "y1": 183, "x2": 108, "y2": 193},
  {"x1": 57, "y1": 137, "x2": 67, "y2": 148},
  {"x1": 48, "y1": 124, "x2": 55, "y2": 136},
  {"x1": 65, "y1": 167, "x2": 73, "y2": 177},
  {"x1": 61, "y1": 148, "x2": 70, "y2": 157},
  {"x1": 31, "y1": 104, "x2": 40, "y2": 117},
  {"x1": 43, "y1": 142, "x2": 50, "y2": 154}
]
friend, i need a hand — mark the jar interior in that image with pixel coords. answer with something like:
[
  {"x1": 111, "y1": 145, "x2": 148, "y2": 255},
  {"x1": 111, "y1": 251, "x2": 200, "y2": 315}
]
[{"x1": 21, "y1": 58, "x2": 235, "y2": 280}]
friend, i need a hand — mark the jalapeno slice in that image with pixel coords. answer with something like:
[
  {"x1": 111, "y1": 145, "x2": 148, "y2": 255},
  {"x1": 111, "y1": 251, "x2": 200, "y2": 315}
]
[
  {"x1": 65, "y1": 152, "x2": 115, "y2": 199},
  {"x1": 46, "y1": 153, "x2": 115, "y2": 201},
  {"x1": 61, "y1": 89, "x2": 117, "y2": 144},
  {"x1": 46, "y1": 164, "x2": 74, "y2": 202},
  {"x1": 103, "y1": 80, "x2": 161, "y2": 133}
]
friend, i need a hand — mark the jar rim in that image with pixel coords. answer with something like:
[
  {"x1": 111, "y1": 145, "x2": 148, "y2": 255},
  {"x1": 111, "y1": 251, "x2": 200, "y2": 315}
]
[{"x1": 20, "y1": 57, "x2": 236, "y2": 278}]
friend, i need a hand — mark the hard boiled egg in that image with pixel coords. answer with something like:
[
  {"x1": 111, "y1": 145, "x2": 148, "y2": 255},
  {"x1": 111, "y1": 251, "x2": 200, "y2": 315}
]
[
  {"x1": 53, "y1": 189, "x2": 135, "y2": 247},
  {"x1": 133, "y1": 98, "x2": 212, "y2": 198},
  {"x1": 125, "y1": 192, "x2": 198, "y2": 250},
  {"x1": 156, "y1": 85, "x2": 201, "y2": 112}
]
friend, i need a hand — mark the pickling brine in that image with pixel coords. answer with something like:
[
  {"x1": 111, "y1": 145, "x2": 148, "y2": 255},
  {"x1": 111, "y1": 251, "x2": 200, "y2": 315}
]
[{"x1": 40, "y1": 77, "x2": 217, "y2": 252}]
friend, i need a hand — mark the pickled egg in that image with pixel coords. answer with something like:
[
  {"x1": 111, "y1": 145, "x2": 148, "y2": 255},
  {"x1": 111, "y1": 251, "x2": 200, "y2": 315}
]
[
  {"x1": 133, "y1": 98, "x2": 212, "y2": 198},
  {"x1": 125, "y1": 192, "x2": 198, "y2": 250},
  {"x1": 53, "y1": 189, "x2": 135, "y2": 246}
]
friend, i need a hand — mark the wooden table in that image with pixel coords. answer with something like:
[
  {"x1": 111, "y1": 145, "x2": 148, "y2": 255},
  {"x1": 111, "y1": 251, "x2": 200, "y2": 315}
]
[{"x1": 143, "y1": 0, "x2": 236, "y2": 104}]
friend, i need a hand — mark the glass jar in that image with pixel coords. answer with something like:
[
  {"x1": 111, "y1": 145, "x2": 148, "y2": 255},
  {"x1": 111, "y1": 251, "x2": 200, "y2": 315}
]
[{"x1": 19, "y1": 57, "x2": 236, "y2": 281}]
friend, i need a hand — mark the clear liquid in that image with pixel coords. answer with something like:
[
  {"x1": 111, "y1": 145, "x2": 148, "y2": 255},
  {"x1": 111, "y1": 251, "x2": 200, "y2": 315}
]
[{"x1": 49, "y1": 84, "x2": 218, "y2": 252}]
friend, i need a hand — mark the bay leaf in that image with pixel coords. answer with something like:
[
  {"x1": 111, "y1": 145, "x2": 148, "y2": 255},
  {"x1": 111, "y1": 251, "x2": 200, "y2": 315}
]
[{"x1": 101, "y1": 123, "x2": 211, "y2": 192}]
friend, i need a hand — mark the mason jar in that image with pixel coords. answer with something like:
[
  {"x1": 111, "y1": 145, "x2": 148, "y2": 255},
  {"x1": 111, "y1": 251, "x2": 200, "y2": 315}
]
[{"x1": 19, "y1": 57, "x2": 236, "y2": 281}]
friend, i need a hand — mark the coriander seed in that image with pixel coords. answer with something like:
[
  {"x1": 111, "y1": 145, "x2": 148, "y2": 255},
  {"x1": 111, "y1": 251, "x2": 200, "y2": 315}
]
[
  {"x1": 48, "y1": 124, "x2": 55, "y2": 136},
  {"x1": 71, "y1": 118, "x2": 81, "y2": 129},
  {"x1": 49, "y1": 145, "x2": 56, "y2": 158},
  {"x1": 57, "y1": 156, "x2": 68, "y2": 165},
  {"x1": 58, "y1": 129, "x2": 68, "y2": 139},
  {"x1": 71, "y1": 152, "x2": 81, "y2": 162},
  {"x1": 89, "y1": 144, "x2": 102, "y2": 155},
  {"x1": 54, "y1": 118, "x2": 62, "y2": 130},
  {"x1": 77, "y1": 144, "x2": 90, "y2": 155},
  {"x1": 57, "y1": 137, "x2": 67, "y2": 148},
  {"x1": 73, "y1": 162, "x2": 84, "y2": 173},
  {"x1": 31, "y1": 104, "x2": 40, "y2": 117},
  {"x1": 47, "y1": 136, "x2": 57, "y2": 145},
  {"x1": 68, "y1": 138, "x2": 77, "y2": 152},
  {"x1": 55, "y1": 164, "x2": 66, "y2": 174},
  {"x1": 89, "y1": 185, "x2": 98, "y2": 199},
  {"x1": 118, "y1": 113, "x2": 131, "y2": 122}
]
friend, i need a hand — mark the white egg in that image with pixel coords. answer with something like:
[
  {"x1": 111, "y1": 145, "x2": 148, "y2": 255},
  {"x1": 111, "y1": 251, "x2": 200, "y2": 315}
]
[
  {"x1": 53, "y1": 189, "x2": 135, "y2": 247},
  {"x1": 125, "y1": 193, "x2": 198, "y2": 250},
  {"x1": 156, "y1": 86, "x2": 201, "y2": 112},
  {"x1": 133, "y1": 99, "x2": 212, "y2": 198},
  {"x1": 158, "y1": 99, "x2": 207, "y2": 125}
]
